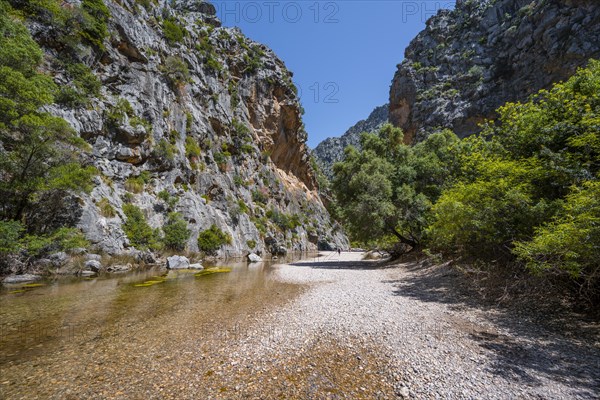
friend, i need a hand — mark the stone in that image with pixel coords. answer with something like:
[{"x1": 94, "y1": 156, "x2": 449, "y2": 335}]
[
  {"x1": 85, "y1": 260, "x2": 102, "y2": 272},
  {"x1": 107, "y1": 264, "x2": 131, "y2": 273},
  {"x1": 80, "y1": 270, "x2": 97, "y2": 277},
  {"x1": 167, "y1": 255, "x2": 190, "y2": 270},
  {"x1": 247, "y1": 253, "x2": 262, "y2": 263},
  {"x1": 69, "y1": 247, "x2": 88, "y2": 255},
  {"x1": 49, "y1": 252, "x2": 69, "y2": 267},
  {"x1": 398, "y1": 386, "x2": 410, "y2": 398},
  {"x1": 3, "y1": 274, "x2": 42, "y2": 284},
  {"x1": 86, "y1": 254, "x2": 102, "y2": 262},
  {"x1": 189, "y1": 263, "x2": 204, "y2": 270}
]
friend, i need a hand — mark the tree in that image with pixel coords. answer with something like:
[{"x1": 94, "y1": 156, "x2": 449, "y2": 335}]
[
  {"x1": 332, "y1": 124, "x2": 459, "y2": 249},
  {"x1": 0, "y1": 5, "x2": 94, "y2": 223},
  {"x1": 428, "y1": 60, "x2": 600, "y2": 261}
]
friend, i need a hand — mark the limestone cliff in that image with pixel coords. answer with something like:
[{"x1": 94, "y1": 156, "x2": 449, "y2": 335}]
[
  {"x1": 313, "y1": 104, "x2": 388, "y2": 179},
  {"x1": 23, "y1": 0, "x2": 348, "y2": 256},
  {"x1": 389, "y1": 0, "x2": 600, "y2": 143}
]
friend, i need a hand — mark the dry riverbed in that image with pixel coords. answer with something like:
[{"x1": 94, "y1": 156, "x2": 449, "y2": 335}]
[{"x1": 1, "y1": 252, "x2": 598, "y2": 399}]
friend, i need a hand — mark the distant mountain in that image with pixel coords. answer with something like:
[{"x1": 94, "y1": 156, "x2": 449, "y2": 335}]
[{"x1": 313, "y1": 104, "x2": 388, "y2": 179}]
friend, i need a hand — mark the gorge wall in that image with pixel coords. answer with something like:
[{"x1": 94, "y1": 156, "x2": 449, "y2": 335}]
[
  {"x1": 19, "y1": 0, "x2": 348, "y2": 257},
  {"x1": 389, "y1": 0, "x2": 600, "y2": 143}
]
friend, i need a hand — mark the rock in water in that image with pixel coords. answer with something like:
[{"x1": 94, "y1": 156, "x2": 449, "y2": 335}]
[
  {"x1": 247, "y1": 253, "x2": 262, "y2": 263},
  {"x1": 189, "y1": 263, "x2": 204, "y2": 270},
  {"x1": 167, "y1": 256, "x2": 191, "y2": 270},
  {"x1": 3, "y1": 275, "x2": 42, "y2": 284}
]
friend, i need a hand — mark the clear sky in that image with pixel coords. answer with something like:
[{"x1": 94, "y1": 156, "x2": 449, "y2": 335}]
[{"x1": 214, "y1": 1, "x2": 456, "y2": 148}]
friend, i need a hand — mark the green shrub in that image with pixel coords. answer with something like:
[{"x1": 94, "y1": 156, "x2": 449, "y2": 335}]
[
  {"x1": 251, "y1": 188, "x2": 268, "y2": 204},
  {"x1": 246, "y1": 239, "x2": 256, "y2": 249},
  {"x1": 158, "y1": 189, "x2": 179, "y2": 209},
  {"x1": 197, "y1": 224, "x2": 231, "y2": 254},
  {"x1": 97, "y1": 197, "x2": 116, "y2": 217},
  {"x1": 163, "y1": 56, "x2": 190, "y2": 87},
  {"x1": 237, "y1": 199, "x2": 249, "y2": 214},
  {"x1": 266, "y1": 208, "x2": 300, "y2": 231},
  {"x1": 163, "y1": 18, "x2": 185, "y2": 44},
  {"x1": 125, "y1": 176, "x2": 145, "y2": 193},
  {"x1": 22, "y1": 227, "x2": 89, "y2": 257},
  {"x1": 0, "y1": 220, "x2": 24, "y2": 255},
  {"x1": 206, "y1": 56, "x2": 222, "y2": 73},
  {"x1": 153, "y1": 138, "x2": 176, "y2": 162},
  {"x1": 107, "y1": 98, "x2": 134, "y2": 126},
  {"x1": 185, "y1": 112, "x2": 193, "y2": 134},
  {"x1": 80, "y1": 0, "x2": 110, "y2": 50},
  {"x1": 56, "y1": 62, "x2": 102, "y2": 107},
  {"x1": 185, "y1": 136, "x2": 201, "y2": 158},
  {"x1": 162, "y1": 212, "x2": 190, "y2": 251},
  {"x1": 122, "y1": 204, "x2": 159, "y2": 250},
  {"x1": 514, "y1": 181, "x2": 600, "y2": 282}
]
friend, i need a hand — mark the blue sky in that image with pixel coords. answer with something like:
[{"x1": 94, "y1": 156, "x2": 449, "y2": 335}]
[{"x1": 215, "y1": 1, "x2": 456, "y2": 147}]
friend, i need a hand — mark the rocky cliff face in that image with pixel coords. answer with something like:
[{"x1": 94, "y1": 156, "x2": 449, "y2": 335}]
[
  {"x1": 313, "y1": 104, "x2": 388, "y2": 179},
  {"x1": 28, "y1": 0, "x2": 347, "y2": 256},
  {"x1": 389, "y1": 0, "x2": 600, "y2": 143}
]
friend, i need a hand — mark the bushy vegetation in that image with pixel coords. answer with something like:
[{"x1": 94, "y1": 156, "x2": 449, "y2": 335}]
[
  {"x1": 197, "y1": 224, "x2": 231, "y2": 255},
  {"x1": 0, "y1": 3, "x2": 96, "y2": 264},
  {"x1": 122, "y1": 204, "x2": 160, "y2": 251},
  {"x1": 9, "y1": 0, "x2": 110, "y2": 53},
  {"x1": 162, "y1": 17, "x2": 186, "y2": 44},
  {"x1": 332, "y1": 60, "x2": 600, "y2": 300},
  {"x1": 56, "y1": 62, "x2": 102, "y2": 107},
  {"x1": 266, "y1": 208, "x2": 300, "y2": 232},
  {"x1": 162, "y1": 212, "x2": 190, "y2": 251}
]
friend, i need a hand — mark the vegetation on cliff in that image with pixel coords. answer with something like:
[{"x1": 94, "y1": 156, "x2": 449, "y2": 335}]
[{"x1": 0, "y1": 1, "x2": 96, "y2": 270}]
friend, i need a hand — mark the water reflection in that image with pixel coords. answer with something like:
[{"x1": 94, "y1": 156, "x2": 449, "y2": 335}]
[{"x1": 0, "y1": 255, "x2": 306, "y2": 365}]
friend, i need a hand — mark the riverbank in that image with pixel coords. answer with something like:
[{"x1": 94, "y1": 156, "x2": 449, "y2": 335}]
[{"x1": 1, "y1": 252, "x2": 598, "y2": 398}]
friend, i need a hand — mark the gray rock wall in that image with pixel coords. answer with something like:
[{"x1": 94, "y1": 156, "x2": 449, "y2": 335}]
[
  {"x1": 389, "y1": 0, "x2": 600, "y2": 143},
  {"x1": 35, "y1": 0, "x2": 347, "y2": 256}
]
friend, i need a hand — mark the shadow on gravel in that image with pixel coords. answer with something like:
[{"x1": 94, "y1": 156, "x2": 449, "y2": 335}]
[
  {"x1": 288, "y1": 260, "x2": 394, "y2": 270},
  {"x1": 388, "y1": 262, "x2": 600, "y2": 396}
]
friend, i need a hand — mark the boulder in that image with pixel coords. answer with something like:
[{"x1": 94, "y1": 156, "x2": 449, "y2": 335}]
[
  {"x1": 167, "y1": 255, "x2": 190, "y2": 270},
  {"x1": 189, "y1": 263, "x2": 204, "y2": 270},
  {"x1": 85, "y1": 260, "x2": 102, "y2": 272},
  {"x1": 247, "y1": 253, "x2": 262, "y2": 263},
  {"x1": 3, "y1": 274, "x2": 42, "y2": 284},
  {"x1": 49, "y1": 252, "x2": 70, "y2": 267}
]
